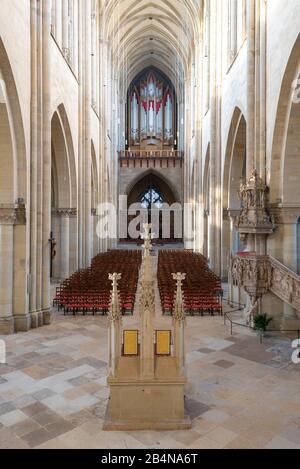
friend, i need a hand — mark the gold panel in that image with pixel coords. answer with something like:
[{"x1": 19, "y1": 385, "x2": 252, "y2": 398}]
[
  {"x1": 123, "y1": 330, "x2": 138, "y2": 356},
  {"x1": 156, "y1": 330, "x2": 171, "y2": 356}
]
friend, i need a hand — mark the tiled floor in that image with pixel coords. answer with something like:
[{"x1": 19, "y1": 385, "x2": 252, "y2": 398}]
[
  {"x1": 1, "y1": 309, "x2": 300, "y2": 449},
  {"x1": 1, "y1": 251, "x2": 300, "y2": 449}
]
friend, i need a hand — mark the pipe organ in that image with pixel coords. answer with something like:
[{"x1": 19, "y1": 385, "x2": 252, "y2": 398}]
[{"x1": 127, "y1": 69, "x2": 176, "y2": 149}]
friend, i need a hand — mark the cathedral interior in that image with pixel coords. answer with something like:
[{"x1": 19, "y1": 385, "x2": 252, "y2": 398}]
[{"x1": 0, "y1": 0, "x2": 300, "y2": 450}]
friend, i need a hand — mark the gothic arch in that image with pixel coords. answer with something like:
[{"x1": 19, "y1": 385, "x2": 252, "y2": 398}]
[
  {"x1": 270, "y1": 33, "x2": 300, "y2": 204},
  {"x1": 223, "y1": 107, "x2": 247, "y2": 211},
  {"x1": 0, "y1": 38, "x2": 27, "y2": 203},
  {"x1": 126, "y1": 169, "x2": 181, "y2": 204},
  {"x1": 222, "y1": 108, "x2": 246, "y2": 277},
  {"x1": 51, "y1": 105, "x2": 77, "y2": 280},
  {"x1": 0, "y1": 38, "x2": 28, "y2": 333},
  {"x1": 51, "y1": 104, "x2": 77, "y2": 209}
]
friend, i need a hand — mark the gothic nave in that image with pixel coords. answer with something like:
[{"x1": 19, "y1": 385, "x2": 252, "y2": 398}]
[{"x1": 0, "y1": 0, "x2": 300, "y2": 451}]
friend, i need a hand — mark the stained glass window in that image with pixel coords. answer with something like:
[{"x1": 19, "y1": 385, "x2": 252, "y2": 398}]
[{"x1": 141, "y1": 188, "x2": 164, "y2": 209}]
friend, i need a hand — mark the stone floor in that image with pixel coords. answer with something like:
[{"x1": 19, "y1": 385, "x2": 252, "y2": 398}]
[{"x1": 1, "y1": 308, "x2": 300, "y2": 449}]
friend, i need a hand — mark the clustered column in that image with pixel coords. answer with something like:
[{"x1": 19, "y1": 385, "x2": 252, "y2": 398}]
[{"x1": 0, "y1": 211, "x2": 14, "y2": 334}]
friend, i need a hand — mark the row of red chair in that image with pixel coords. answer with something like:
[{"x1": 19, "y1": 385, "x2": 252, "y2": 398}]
[
  {"x1": 158, "y1": 250, "x2": 223, "y2": 316},
  {"x1": 53, "y1": 250, "x2": 142, "y2": 316}
]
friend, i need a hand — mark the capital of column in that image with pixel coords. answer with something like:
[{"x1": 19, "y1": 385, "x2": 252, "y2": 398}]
[
  {"x1": 0, "y1": 204, "x2": 26, "y2": 226},
  {"x1": 270, "y1": 205, "x2": 300, "y2": 225}
]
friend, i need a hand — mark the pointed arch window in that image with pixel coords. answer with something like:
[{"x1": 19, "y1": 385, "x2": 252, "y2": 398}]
[{"x1": 141, "y1": 188, "x2": 164, "y2": 209}]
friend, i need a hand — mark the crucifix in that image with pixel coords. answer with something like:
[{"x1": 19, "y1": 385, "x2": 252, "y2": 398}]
[{"x1": 48, "y1": 232, "x2": 57, "y2": 278}]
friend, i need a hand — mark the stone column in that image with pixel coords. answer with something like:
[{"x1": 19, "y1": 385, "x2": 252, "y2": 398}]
[
  {"x1": 0, "y1": 210, "x2": 14, "y2": 334},
  {"x1": 69, "y1": 209, "x2": 78, "y2": 274},
  {"x1": 30, "y1": 0, "x2": 39, "y2": 320},
  {"x1": 194, "y1": 42, "x2": 204, "y2": 256},
  {"x1": 221, "y1": 209, "x2": 231, "y2": 280},
  {"x1": 209, "y1": 0, "x2": 217, "y2": 270},
  {"x1": 60, "y1": 210, "x2": 70, "y2": 279},
  {"x1": 246, "y1": 0, "x2": 255, "y2": 177},
  {"x1": 281, "y1": 212, "x2": 299, "y2": 325},
  {"x1": 13, "y1": 205, "x2": 30, "y2": 332},
  {"x1": 258, "y1": 0, "x2": 267, "y2": 183},
  {"x1": 78, "y1": 0, "x2": 92, "y2": 267},
  {"x1": 42, "y1": 0, "x2": 52, "y2": 326},
  {"x1": 92, "y1": 209, "x2": 99, "y2": 257},
  {"x1": 208, "y1": 0, "x2": 222, "y2": 275},
  {"x1": 84, "y1": 0, "x2": 92, "y2": 266},
  {"x1": 51, "y1": 212, "x2": 61, "y2": 280},
  {"x1": 283, "y1": 221, "x2": 298, "y2": 273}
]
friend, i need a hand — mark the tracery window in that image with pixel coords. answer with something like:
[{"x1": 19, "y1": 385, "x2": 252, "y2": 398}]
[
  {"x1": 141, "y1": 188, "x2": 164, "y2": 209},
  {"x1": 228, "y1": 0, "x2": 246, "y2": 66},
  {"x1": 50, "y1": 0, "x2": 79, "y2": 73}
]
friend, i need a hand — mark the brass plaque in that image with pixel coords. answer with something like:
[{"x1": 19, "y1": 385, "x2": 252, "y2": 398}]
[
  {"x1": 123, "y1": 330, "x2": 138, "y2": 356},
  {"x1": 156, "y1": 330, "x2": 171, "y2": 356}
]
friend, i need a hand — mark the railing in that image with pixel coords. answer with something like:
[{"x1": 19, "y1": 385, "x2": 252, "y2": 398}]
[
  {"x1": 119, "y1": 150, "x2": 184, "y2": 159},
  {"x1": 231, "y1": 252, "x2": 300, "y2": 312},
  {"x1": 269, "y1": 255, "x2": 300, "y2": 311},
  {"x1": 223, "y1": 298, "x2": 300, "y2": 344}
]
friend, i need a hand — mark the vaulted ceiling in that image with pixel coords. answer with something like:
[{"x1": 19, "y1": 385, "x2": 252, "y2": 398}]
[{"x1": 101, "y1": 0, "x2": 201, "y2": 93}]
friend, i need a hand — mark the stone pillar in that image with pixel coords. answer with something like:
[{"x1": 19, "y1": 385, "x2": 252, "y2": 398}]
[
  {"x1": 221, "y1": 209, "x2": 231, "y2": 280},
  {"x1": 282, "y1": 213, "x2": 299, "y2": 326},
  {"x1": 246, "y1": 0, "x2": 255, "y2": 177},
  {"x1": 78, "y1": 0, "x2": 92, "y2": 266},
  {"x1": 69, "y1": 210, "x2": 78, "y2": 274},
  {"x1": 30, "y1": 0, "x2": 39, "y2": 319},
  {"x1": 60, "y1": 211, "x2": 70, "y2": 279},
  {"x1": 84, "y1": 0, "x2": 92, "y2": 266},
  {"x1": 209, "y1": 0, "x2": 217, "y2": 271},
  {"x1": 283, "y1": 222, "x2": 298, "y2": 273},
  {"x1": 258, "y1": 0, "x2": 267, "y2": 183},
  {"x1": 208, "y1": 0, "x2": 221, "y2": 275},
  {"x1": 0, "y1": 212, "x2": 14, "y2": 334},
  {"x1": 42, "y1": 0, "x2": 52, "y2": 326},
  {"x1": 13, "y1": 205, "x2": 30, "y2": 332},
  {"x1": 92, "y1": 209, "x2": 99, "y2": 257}
]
